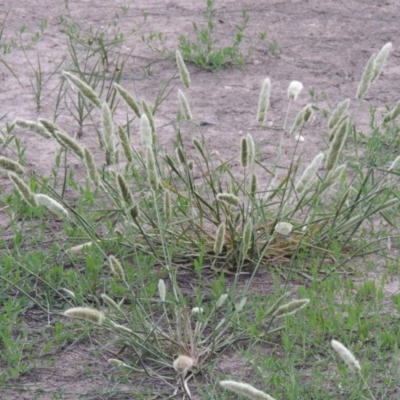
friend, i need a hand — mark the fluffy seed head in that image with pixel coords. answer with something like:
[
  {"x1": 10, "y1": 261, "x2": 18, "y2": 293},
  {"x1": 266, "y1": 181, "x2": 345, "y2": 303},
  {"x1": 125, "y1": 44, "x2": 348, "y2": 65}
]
[
  {"x1": 113, "y1": 83, "x2": 141, "y2": 118},
  {"x1": 108, "y1": 359, "x2": 130, "y2": 368},
  {"x1": 372, "y1": 42, "x2": 392, "y2": 82},
  {"x1": 101, "y1": 293, "x2": 121, "y2": 312},
  {"x1": 328, "y1": 99, "x2": 350, "y2": 130},
  {"x1": 216, "y1": 293, "x2": 228, "y2": 308},
  {"x1": 246, "y1": 133, "x2": 255, "y2": 163},
  {"x1": 145, "y1": 146, "x2": 159, "y2": 191},
  {"x1": 84, "y1": 147, "x2": 100, "y2": 187},
  {"x1": 287, "y1": 80, "x2": 303, "y2": 101},
  {"x1": 35, "y1": 194, "x2": 69, "y2": 218},
  {"x1": 331, "y1": 339, "x2": 361, "y2": 372},
  {"x1": 326, "y1": 118, "x2": 349, "y2": 170},
  {"x1": 275, "y1": 222, "x2": 293, "y2": 236},
  {"x1": 242, "y1": 219, "x2": 253, "y2": 257},
  {"x1": 54, "y1": 130, "x2": 85, "y2": 159},
  {"x1": 257, "y1": 77, "x2": 271, "y2": 123},
  {"x1": 296, "y1": 152, "x2": 324, "y2": 195},
  {"x1": 158, "y1": 279, "x2": 166, "y2": 302},
  {"x1": 250, "y1": 173, "x2": 258, "y2": 196},
  {"x1": 63, "y1": 71, "x2": 101, "y2": 108},
  {"x1": 173, "y1": 355, "x2": 194, "y2": 375},
  {"x1": 117, "y1": 173, "x2": 133, "y2": 205},
  {"x1": 14, "y1": 119, "x2": 51, "y2": 138},
  {"x1": 214, "y1": 222, "x2": 226, "y2": 255},
  {"x1": 129, "y1": 204, "x2": 140, "y2": 220},
  {"x1": 68, "y1": 241, "x2": 93, "y2": 254},
  {"x1": 38, "y1": 119, "x2": 59, "y2": 137},
  {"x1": 388, "y1": 155, "x2": 400, "y2": 171},
  {"x1": 178, "y1": 89, "x2": 192, "y2": 120},
  {"x1": 8, "y1": 173, "x2": 38, "y2": 207},
  {"x1": 356, "y1": 53, "x2": 376, "y2": 99},
  {"x1": 102, "y1": 102, "x2": 114, "y2": 159},
  {"x1": 192, "y1": 138, "x2": 207, "y2": 160},
  {"x1": 290, "y1": 104, "x2": 312, "y2": 135},
  {"x1": 64, "y1": 307, "x2": 105, "y2": 325},
  {"x1": 176, "y1": 50, "x2": 191, "y2": 88},
  {"x1": 0, "y1": 156, "x2": 24, "y2": 175},
  {"x1": 272, "y1": 298, "x2": 310, "y2": 318},
  {"x1": 142, "y1": 101, "x2": 155, "y2": 135},
  {"x1": 240, "y1": 137, "x2": 249, "y2": 168},
  {"x1": 140, "y1": 113, "x2": 152, "y2": 147},
  {"x1": 383, "y1": 100, "x2": 400, "y2": 124},
  {"x1": 109, "y1": 255, "x2": 126, "y2": 282},
  {"x1": 217, "y1": 193, "x2": 241, "y2": 207},
  {"x1": 220, "y1": 380, "x2": 276, "y2": 400}
]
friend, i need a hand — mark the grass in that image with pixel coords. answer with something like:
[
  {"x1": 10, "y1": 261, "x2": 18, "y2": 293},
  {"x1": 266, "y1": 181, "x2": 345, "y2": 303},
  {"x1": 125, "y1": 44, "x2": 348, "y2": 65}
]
[{"x1": 1, "y1": 4, "x2": 400, "y2": 400}]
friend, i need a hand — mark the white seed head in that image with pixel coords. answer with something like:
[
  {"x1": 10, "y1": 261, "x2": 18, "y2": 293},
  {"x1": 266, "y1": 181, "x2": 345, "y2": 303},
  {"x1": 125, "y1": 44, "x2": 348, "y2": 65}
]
[
  {"x1": 63, "y1": 71, "x2": 101, "y2": 108},
  {"x1": 14, "y1": 119, "x2": 51, "y2": 138},
  {"x1": 109, "y1": 255, "x2": 126, "y2": 282},
  {"x1": 372, "y1": 42, "x2": 392, "y2": 82},
  {"x1": 272, "y1": 299, "x2": 310, "y2": 318},
  {"x1": 216, "y1": 293, "x2": 228, "y2": 308},
  {"x1": 220, "y1": 380, "x2": 276, "y2": 400},
  {"x1": 173, "y1": 355, "x2": 194, "y2": 375},
  {"x1": 295, "y1": 152, "x2": 324, "y2": 195},
  {"x1": 35, "y1": 194, "x2": 69, "y2": 218},
  {"x1": 140, "y1": 113, "x2": 152, "y2": 147},
  {"x1": 178, "y1": 89, "x2": 192, "y2": 120},
  {"x1": 331, "y1": 339, "x2": 361, "y2": 372},
  {"x1": 191, "y1": 307, "x2": 204, "y2": 314},
  {"x1": 113, "y1": 83, "x2": 141, "y2": 118},
  {"x1": 275, "y1": 222, "x2": 293, "y2": 236},
  {"x1": 64, "y1": 307, "x2": 105, "y2": 325},
  {"x1": 356, "y1": 53, "x2": 376, "y2": 100},
  {"x1": 158, "y1": 279, "x2": 166, "y2": 302},
  {"x1": 67, "y1": 241, "x2": 93, "y2": 254},
  {"x1": 214, "y1": 222, "x2": 226, "y2": 255},
  {"x1": 0, "y1": 156, "x2": 24, "y2": 175},
  {"x1": 8, "y1": 173, "x2": 38, "y2": 207},
  {"x1": 176, "y1": 50, "x2": 191, "y2": 88},
  {"x1": 217, "y1": 193, "x2": 241, "y2": 207},
  {"x1": 257, "y1": 77, "x2": 271, "y2": 123},
  {"x1": 287, "y1": 80, "x2": 303, "y2": 101}
]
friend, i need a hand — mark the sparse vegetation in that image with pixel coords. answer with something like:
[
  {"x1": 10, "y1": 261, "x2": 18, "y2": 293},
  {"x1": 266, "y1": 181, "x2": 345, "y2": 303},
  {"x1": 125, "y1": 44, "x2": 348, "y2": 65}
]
[{"x1": 1, "y1": 3, "x2": 400, "y2": 399}]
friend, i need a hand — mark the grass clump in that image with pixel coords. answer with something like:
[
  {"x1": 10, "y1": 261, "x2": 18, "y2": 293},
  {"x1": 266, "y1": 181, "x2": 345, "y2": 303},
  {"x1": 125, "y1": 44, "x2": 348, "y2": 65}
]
[{"x1": 1, "y1": 40, "x2": 400, "y2": 398}]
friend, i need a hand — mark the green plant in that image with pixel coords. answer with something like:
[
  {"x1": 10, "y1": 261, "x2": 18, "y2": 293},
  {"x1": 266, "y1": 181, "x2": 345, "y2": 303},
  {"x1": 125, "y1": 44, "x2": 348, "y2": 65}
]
[
  {"x1": 144, "y1": 0, "x2": 255, "y2": 71},
  {"x1": 2, "y1": 41, "x2": 400, "y2": 398}
]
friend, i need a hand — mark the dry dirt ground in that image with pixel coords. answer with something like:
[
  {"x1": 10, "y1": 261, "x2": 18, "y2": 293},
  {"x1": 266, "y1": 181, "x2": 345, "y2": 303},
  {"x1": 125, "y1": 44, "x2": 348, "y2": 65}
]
[{"x1": 1, "y1": 0, "x2": 400, "y2": 398}]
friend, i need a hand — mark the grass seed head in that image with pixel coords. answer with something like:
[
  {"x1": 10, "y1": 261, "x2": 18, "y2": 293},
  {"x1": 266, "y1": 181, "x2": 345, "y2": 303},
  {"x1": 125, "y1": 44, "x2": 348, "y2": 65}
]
[
  {"x1": 178, "y1": 89, "x2": 192, "y2": 120},
  {"x1": 192, "y1": 138, "x2": 207, "y2": 160},
  {"x1": 173, "y1": 355, "x2": 194, "y2": 375},
  {"x1": 101, "y1": 294, "x2": 121, "y2": 312},
  {"x1": 163, "y1": 189, "x2": 172, "y2": 219},
  {"x1": 272, "y1": 298, "x2": 310, "y2": 318},
  {"x1": 38, "y1": 119, "x2": 60, "y2": 137},
  {"x1": 220, "y1": 380, "x2": 276, "y2": 400},
  {"x1": 35, "y1": 194, "x2": 69, "y2": 218},
  {"x1": 64, "y1": 307, "x2": 105, "y2": 325},
  {"x1": 214, "y1": 222, "x2": 226, "y2": 254},
  {"x1": 328, "y1": 99, "x2": 350, "y2": 130},
  {"x1": 356, "y1": 53, "x2": 376, "y2": 99},
  {"x1": 296, "y1": 152, "x2": 324, "y2": 195},
  {"x1": 383, "y1": 99, "x2": 400, "y2": 124},
  {"x1": 326, "y1": 118, "x2": 349, "y2": 170},
  {"x1": 331, "y1": 339, "x2": 361, "y2": 372},
  {"x1": 113, "y1": 83, "x2": 141, "y2": 118},
  {"x1": 63, "y1": 71, "x2": 101, "y2": 108},
  {"x1": 250, "y1": 173, "x2": 258, "y2": 196},
  {"x1": 176, "y1": 50, "x2": 191, "y2": 88},
  {"x1": 109, "y1": 255, "x2": 126, "y2": 282},
  {"x1": 275, "y1": 221, "x2": 293, "y2": 236},
  {"x1": 145, "y1": 146, "x2": 159, "y2": 191},
  {"x1": 257, "y1": 77, "x2": 271, "y2": 123},
  {"x1": 372, "y1": 42, "x2": 392, "y2": 82},
  {"x1": 0, "y1": 156, "x2": 24, "y2": 175},
  {"x1": 140, "y1": 113, "x2": 152, "y2": 147},
  {"x1": 240, "y1": 136, "x2": 249, "y2": 168},
  {"x1": 217, "y1": 193, "x2": 241, "y2": 207},
  {"x1": 117, "y1": 173, "x2": 133, "y2": 205},
  {"x1": 142, "y1": 100, "x2": 156, "y2": 134},
  {"x1": 54, "y1": 130, "x2": 85, "y2": 159},
  {"x1": 288, "y1": 80, "x2": 303, "y2": 101},
  {"x1": 84, "y1": 147, "x2": 100, "y2": 187},
  {"x1": 242, "y1": 219, "x2": 253, "y2": 257},
  {"x1": 8, "y1": 173, "x2": 38, "y2": 207},
  {"x1": 14, "y1": 119, "x2": 51, "y2": 138},
  {"x1": 102, "y1": 102, "x2": 114, "y2": 156},
  {"x1": 158, "y1": 279, "x2": 166, "y2": 302}
]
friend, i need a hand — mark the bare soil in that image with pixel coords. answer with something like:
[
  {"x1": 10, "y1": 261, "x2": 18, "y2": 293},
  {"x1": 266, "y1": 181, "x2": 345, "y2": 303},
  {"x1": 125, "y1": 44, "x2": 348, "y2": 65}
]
[{"x1": 1, "y1": 0, "x2": 400, "y2": 398}]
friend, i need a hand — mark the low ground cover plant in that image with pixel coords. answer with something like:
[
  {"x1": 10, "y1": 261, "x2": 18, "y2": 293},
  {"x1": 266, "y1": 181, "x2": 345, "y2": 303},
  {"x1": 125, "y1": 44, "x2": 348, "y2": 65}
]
[{"x1": 1, "y1": 38, "x2": 399, "y2": 398}]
